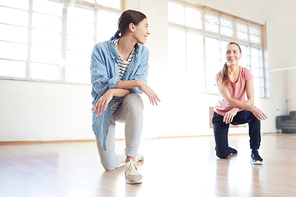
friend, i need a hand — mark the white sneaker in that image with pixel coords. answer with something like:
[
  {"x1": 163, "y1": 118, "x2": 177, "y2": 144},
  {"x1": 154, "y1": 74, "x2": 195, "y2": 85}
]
[
  {"x1": 125, "y1": 160, "x2": 142, "y2": 184},
  {"x1": 136, "y1": 152, "x2": 144, "y2": 162}
]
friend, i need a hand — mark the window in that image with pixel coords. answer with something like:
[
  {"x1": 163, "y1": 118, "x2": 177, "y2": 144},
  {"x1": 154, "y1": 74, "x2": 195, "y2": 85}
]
[
  {"x1": 0, "y1": 0, "x2": 29, "y2": 78},
  {"x1": 66, "y1": 6, "x2": 94, "y2": 83},
  {"x1": 0, "y1": 0, "x2": 123, "y2": 84},
  {"x1": 220, "y1": 16, "x2": 233, "y2": 37},
  {"x1": 168, "y1": 2, "x2": 204, "y2": 93},
  {"x1": 168, "y1": 1, "x2": 268, "y2": 97},
  {"x1": 30, "y1": 0, "x2": 62, "y2": 81},
  {"x1": 205, "y1": 12, "x2": 219, "y2": 33}
]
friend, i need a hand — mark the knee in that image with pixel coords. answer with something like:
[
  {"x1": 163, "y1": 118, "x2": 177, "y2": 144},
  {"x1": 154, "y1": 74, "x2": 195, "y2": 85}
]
[
  {"x1": 216, "y1": 153, "x2": 229, "y2": 159},
  {"x1": 215, "y1": 147, "x2": 229, "y2": 159},
  {"x1": 124, "y1": 93, "x2": 144, "y2": 110},
  {"x1": 100, "y1": 160, "x2": 116, "y2": 171},
  {"x1": 249, "y1": 113, "x2": 260, "y2": 122}
]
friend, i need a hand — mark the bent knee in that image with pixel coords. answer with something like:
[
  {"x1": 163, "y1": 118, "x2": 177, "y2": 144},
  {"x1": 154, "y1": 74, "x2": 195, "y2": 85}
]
[
  {"x1": 124, "y1": 93, "x2": 144, "y2": 108},
  {"x1": 217, "y1": 154, "x2": 229, "y2": 159},
  {"x1": 101, "y1": 161, "x2": 116, "y2": 171}
]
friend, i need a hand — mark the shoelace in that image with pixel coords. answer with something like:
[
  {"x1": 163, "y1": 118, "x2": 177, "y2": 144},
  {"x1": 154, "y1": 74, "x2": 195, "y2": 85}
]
[{"x1": 126, "y1": 160, "x2": 137, "y2": 171}]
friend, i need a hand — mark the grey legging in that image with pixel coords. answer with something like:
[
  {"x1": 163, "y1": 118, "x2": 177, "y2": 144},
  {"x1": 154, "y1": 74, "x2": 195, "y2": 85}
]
[{"x1": 96, "y1": 93, "x2": 144, "y2": 171}]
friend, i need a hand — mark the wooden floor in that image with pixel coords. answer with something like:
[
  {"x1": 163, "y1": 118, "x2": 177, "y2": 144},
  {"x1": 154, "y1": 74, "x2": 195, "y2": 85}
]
[{"x1": 1, "y1": 134, "x2": 296, "y2": 197}]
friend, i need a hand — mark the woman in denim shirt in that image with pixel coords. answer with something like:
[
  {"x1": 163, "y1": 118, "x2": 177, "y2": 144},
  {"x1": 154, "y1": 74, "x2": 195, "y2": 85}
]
[
  {"x1": 212, "y1": 42, "x2": 267, "y2": 165},
  {"x1": 90, "y1": 10, "x2": 160, "y2": 184}
]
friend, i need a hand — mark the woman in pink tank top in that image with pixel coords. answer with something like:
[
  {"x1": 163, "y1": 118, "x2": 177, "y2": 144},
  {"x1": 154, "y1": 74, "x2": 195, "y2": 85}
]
[{"x1": 212, "y1": 42, "x2": 267, "y2": 165}]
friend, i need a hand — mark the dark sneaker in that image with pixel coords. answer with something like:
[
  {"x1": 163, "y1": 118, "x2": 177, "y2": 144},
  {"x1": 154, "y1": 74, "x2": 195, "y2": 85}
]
[
  {"x1": 229, "y1": 147, "x2": 238, "y2": 156},
  {"x1": 250, "y1": 150, "x2": 263, "y2": 165}
]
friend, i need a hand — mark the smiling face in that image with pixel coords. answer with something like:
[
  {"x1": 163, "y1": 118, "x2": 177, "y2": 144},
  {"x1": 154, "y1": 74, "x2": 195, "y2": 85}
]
[
  {"x1": 226, "y1": 44, "x2": 242, "y2": 66},
  {"x1": 132, "y1": 18, "x2": 150, "y2": 45}
]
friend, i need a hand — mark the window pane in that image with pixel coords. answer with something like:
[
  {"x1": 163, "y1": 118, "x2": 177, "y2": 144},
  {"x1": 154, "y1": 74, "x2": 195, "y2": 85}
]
[
  {"x1": 33, "y1": 0, "x2": 62, "y2": 17},
  {"x1": 239, "y1": 44, "x2": 250, "y2": 69},
  {"x1": 249, "y1": 26, "x2": 260, "y2": 36},
  {"x1": 220, "y1": 26, "x2": 233, "y2": 37},
  {"x1": 66, "y1": 51, "x2": 91, "y2": 67},
  {"x1": 0, "y1": 7, "x2": 28, "y2": 26},
  {"x1": 31, "y1": 29, "x2": 61, "y2": 48},
  {"x1": 97, "y1": 10, "x2": 119, "y2": 42},
  {"x1": 67, "y1": 20, "x2": 94, "y2": 37},
  {"x1": 205, "y1": 23, "x2": 219, "y2": 33},
  {"x1": 0, "y1": 59, "x2": 26, "y2": 78},
  {"x1": 67, "y1": 6, "x2": 94, "y2": 22},
  {"x1": 205, "y1": 13, "x2": 219, "y2": 33},
  {"x1": 251, "y1": 47, "x2": 262, "y2": 57},
  {"x1": 96, "y1": 0, "x2": 121, "y2": 9},
  {"x1": 236, "y1": 22, "x2": 248, "y2": 33},
  {"x1": 168, "y1": 2, "x2": 184, "y2": 25},
  {"x1": 187, "y1": 32, "x2": 203, "y2": 68},
  {"x1": 205, "y1": 37, "x2": 220, "y2": 94},
  {"x1": 187, "y1": 32, "x2": 204, "y2": 92},
  {"x1": 168, "y1": 28, "x2": 186, "y2": 70},
  {"x1": 0, "y1": 0, "x2": 29, "y2": 9},
  {"x1": 185, "y1": 7, "x2": 202, "y2": 29},
  {"x1": 32, "y1": 13, "x2": 62, "y2": 32},
  {"x1": 65, "y1": 67, "x2": 90, "y2": 84},
  {"x1": 255, "y1": 87, "x2": 265, "y2": 97},
  {"x1": 30, "y1": 63, "x2": 60, "y2": 80},
  {"x1": 250, "y1": 35, "x2": 260, "y2": 44},
  {"x1": 0, "y1": 41, "x2": 27, "y2": 60},
  {"x1": 220, "y1": 17, "x2": 233, "y2": 28},
  {"x1": 0, "y1": 24, "x2": 27, "y2": 43},
  {"x1": 252, "y1": 66, "x2": 264, "y2": 77},
  {"x1": 67, "y1": 35, "x2": 93, "y2": 52},
  {"x1": 237, "y1": 31, "x2": 248, "y2": 41},
  {"x1": 205, "y1": 13, "x2": 219, "y2": 24},
  {"x1": 31, "y1": 46, "x2": 61, "y2": 64},
  {"x1": 220, "y1": 17, "x2": 233, "y2": 37}
]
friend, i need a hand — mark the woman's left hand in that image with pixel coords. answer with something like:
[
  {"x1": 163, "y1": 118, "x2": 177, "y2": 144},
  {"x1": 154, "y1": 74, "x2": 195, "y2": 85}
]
[
  {"x1": 92, "y1": 89, "x2": 114, "y2": 116},
  {"x1": 223, "y1": 108, "x2": 239, "y2": 124}
]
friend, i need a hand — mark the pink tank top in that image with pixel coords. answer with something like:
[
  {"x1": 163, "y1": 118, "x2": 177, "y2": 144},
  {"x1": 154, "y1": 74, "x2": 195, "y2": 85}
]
[{"x1": 214, "y1": 66, "x2": 253, "y2": 116}]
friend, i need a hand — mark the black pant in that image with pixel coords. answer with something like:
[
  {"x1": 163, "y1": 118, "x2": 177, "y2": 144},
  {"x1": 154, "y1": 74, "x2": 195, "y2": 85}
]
[{"x1": 212, "y1": 110, "x2": 261, "y2": 159}]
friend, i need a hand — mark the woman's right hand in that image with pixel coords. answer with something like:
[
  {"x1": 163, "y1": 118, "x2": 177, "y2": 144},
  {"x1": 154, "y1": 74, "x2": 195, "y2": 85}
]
[
  {"x1": 137, "y1": 80, "x2": 161, "y2": 106},
  {"x1": 250, "y1": 106, "x2": 268, "y2": 120}
]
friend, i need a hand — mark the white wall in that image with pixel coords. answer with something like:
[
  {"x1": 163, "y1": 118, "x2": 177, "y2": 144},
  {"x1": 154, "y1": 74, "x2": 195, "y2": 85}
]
[{"x1": 0, "y1": 0, "x2": 295, "y2": 142}]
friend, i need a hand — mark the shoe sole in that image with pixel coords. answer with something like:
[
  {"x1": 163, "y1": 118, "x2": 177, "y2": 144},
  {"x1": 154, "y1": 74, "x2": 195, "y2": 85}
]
[
  {"x1": 250, "y1": 159, "x2": 263, "y2": 165},
  {"x1": 228, "y1": 153, "x2": 237, "y2": 158},
  {"x1": 126, "y1": 180, "x2": 142, "y2": 184}
]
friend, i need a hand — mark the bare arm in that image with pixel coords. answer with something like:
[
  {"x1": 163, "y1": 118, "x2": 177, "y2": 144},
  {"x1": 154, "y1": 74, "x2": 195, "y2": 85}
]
[
  {"x1": 232, "y1": 79, "x2": 255, "y2": 112},
  {"x1": 92, "y1": 89, "x2": 130, "y2": 116},
  {"x1": 219, "y1": 79, "x2": 267, "y2": 122},
  {"x1": 115, "y1": 79, "x2": 161, "y2": 106}
]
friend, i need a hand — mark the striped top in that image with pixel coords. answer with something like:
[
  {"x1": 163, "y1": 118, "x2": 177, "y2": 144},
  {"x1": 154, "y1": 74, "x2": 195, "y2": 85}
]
[{"x1": 111, "y1": 38, "x2": 135, "y2": 112}]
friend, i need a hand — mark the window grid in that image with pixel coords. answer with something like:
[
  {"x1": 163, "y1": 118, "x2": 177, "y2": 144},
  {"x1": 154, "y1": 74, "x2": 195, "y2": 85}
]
[
  {"x1": 168, "y1": 1, "x2": 268, "y2": 98},
  {"x1": 0, "y1": 0, "x2": 123, "y2": 84}
]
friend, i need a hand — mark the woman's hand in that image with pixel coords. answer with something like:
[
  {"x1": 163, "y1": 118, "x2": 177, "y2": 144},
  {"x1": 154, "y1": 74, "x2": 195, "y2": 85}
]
[
  {"x1": 92, "y1": 89, "x2": 114, "y2": 116},
  {"x1": 250, "y1": 106, "x2": 268, "y2": 120},
  {"x1": 137, "y1": 80, "x2": 161, "y2": 106},
  {"x1": 224, "y1": 108, "x2": 239, "y2": 124}
]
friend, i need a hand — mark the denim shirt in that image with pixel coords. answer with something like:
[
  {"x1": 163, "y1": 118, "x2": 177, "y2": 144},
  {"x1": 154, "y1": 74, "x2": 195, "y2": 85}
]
[{"x1": 90, "y1": 37, "x2": 150, "y2": 150}]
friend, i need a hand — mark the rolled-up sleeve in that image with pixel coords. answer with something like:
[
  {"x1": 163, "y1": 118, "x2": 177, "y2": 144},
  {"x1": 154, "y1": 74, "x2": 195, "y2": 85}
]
[
  {"x1": 129, "y1": 48, "x2": 150, "y2": 94},
  {"x1": 90, "y1": 44, "x2": 118, "y2": 98}
]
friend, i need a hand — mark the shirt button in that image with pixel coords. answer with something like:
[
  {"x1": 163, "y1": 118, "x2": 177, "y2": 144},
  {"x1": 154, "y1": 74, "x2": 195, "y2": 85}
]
[
  {"x1": 111, "y1": 107, "x2": 112, "y2": 109},
  {"x1": 105, "y1": 134, "x2": 107, "y2": 136},
  {"x1": 107, "y1": 121, "x2": 109, "y2": 123}
]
